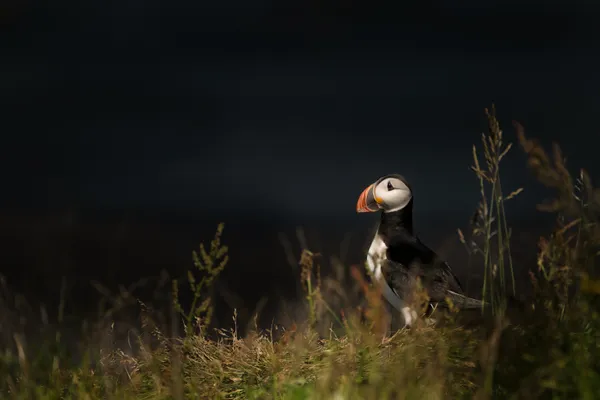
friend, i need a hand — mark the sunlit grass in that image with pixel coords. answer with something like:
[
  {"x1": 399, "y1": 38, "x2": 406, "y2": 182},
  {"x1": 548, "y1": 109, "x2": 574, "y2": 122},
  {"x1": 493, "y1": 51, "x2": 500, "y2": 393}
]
[{"x1": 1, "y1": 106, "x2": 600, "y2": 399}]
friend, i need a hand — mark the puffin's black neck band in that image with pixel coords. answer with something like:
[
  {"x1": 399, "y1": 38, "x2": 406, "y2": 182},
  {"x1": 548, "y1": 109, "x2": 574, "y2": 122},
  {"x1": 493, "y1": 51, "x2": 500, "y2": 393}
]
[{"x1": 378, "y1": 199, "x2": 414, "y2": 244}]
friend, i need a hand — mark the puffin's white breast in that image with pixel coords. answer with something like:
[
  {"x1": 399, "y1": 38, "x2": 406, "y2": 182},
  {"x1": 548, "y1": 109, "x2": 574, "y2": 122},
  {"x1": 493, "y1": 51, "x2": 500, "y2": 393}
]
[{"x1": 366, "y1": 234, "x2": 418, "y2": 326}]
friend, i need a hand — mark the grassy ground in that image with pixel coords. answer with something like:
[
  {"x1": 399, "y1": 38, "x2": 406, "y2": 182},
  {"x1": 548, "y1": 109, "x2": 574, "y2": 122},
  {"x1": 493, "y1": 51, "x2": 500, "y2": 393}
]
[{"x1": 2, "y1": 107, "x2": 600, "y2": 399}]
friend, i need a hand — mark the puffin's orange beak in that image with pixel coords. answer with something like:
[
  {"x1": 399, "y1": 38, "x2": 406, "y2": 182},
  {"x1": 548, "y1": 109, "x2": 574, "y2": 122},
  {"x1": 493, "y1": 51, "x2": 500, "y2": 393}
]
[{"x1": 356, "y1": 184, "x2": 380, "y2": 213}]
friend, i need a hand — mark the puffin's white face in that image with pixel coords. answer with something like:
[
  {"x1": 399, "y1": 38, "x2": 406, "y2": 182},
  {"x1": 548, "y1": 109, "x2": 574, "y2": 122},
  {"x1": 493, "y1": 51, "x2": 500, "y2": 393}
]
[{"x1": 356, "y1": 174, "x2": 413, "y2": 213}]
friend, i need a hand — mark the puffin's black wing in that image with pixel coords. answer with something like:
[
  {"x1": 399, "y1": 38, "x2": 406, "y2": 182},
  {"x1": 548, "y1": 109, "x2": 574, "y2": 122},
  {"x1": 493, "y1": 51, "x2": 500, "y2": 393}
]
[
  {"x1": 428, "y1": 259, "x2": 484, "y2": 308},
  {"x1": 383, "y1": 236, "x2": 482, "y2": 309},
  {"x1": 379, "y1": 256, "x2": 458, "y2": 302},
  {"x1": 379, "y1": 257, "x2": 420, "y2": 302}
]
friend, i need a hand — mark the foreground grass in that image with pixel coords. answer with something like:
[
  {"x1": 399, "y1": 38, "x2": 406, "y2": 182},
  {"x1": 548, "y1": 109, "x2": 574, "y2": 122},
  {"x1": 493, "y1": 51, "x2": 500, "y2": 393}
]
[
  {"x1": 1, "y1": 306, "x2": 482, "y2": 399},
  {"x1": 2, "y1": 107, "x2": 600, "y2": 399}
]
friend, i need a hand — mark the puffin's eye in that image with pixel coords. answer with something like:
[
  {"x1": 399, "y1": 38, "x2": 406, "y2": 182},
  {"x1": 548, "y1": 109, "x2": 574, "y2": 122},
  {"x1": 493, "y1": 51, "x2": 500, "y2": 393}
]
[{"x1": 387, "y1": 181, "x2": 394, "y2": 191}]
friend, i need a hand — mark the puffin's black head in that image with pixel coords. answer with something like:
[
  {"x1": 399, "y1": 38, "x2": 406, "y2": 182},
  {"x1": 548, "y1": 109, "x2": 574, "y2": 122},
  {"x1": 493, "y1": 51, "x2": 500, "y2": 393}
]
[{"x1": 356, "y1": 174, "x2": 413, "y2": 214}]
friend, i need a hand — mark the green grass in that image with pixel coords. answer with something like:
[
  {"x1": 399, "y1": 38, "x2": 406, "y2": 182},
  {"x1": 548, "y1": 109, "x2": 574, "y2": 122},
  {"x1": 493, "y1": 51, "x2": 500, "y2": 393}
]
[{"x1": 2, "y1": 106, "x2": 600, "y2": 399}]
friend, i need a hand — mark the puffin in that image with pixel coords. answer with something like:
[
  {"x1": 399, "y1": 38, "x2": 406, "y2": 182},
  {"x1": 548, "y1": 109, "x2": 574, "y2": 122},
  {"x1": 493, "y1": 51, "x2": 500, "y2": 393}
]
[{"x1": 356, "y1": 173, "x2": 484, "y2": 328}]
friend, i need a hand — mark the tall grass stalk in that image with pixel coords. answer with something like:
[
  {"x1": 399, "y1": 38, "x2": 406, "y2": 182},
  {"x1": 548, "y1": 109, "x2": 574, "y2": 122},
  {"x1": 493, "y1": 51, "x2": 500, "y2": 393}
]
[
  {"x1": 172, "y1": 223, "x2": 228, "y2": 336},
  {"x1": 460, "y1": 105, "x2": 521, "y2": 316}
]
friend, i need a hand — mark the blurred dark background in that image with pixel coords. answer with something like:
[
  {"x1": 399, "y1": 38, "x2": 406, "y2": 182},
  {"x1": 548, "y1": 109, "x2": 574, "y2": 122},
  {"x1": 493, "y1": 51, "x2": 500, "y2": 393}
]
[{"x1": 1, "y1": 0, "x2": 599, "y2": 332}]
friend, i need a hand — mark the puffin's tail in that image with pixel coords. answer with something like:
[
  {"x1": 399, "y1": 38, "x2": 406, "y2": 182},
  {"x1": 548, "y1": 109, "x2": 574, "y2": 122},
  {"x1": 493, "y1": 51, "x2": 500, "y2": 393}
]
[{"x1": 446, "y1": 290, "x2": 485, "y2": 309}]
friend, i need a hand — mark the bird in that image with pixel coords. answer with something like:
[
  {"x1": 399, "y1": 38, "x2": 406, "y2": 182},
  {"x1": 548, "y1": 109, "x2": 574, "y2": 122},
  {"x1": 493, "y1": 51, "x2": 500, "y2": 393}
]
[{"x1": 356, "y1": 173, "x2": 484, "y2": 328}]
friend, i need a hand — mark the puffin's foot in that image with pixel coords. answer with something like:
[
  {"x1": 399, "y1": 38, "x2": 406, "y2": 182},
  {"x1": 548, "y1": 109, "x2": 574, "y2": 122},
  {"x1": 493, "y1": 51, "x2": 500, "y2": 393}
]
[{"x1": 401, "y1": 306, "x2": 419, "y2": 327}]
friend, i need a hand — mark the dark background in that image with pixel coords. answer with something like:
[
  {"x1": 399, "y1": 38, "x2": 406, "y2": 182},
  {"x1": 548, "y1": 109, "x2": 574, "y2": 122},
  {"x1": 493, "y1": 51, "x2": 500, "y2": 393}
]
[{"x1": 1, "y1": 0, "x2": 599, "y2": 332}]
